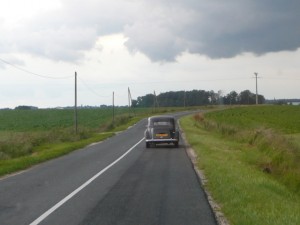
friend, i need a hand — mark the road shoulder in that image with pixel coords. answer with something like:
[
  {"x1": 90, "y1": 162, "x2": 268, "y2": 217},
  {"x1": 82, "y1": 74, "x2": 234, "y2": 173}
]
[{"x1": 180, "y1": 125, "x2": 230, "y2": 225}]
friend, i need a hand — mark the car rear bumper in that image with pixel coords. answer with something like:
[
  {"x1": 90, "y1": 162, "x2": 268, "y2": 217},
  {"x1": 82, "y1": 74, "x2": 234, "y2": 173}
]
[{"x1": 145, "y1": 138, "x2": 179, "y2": 143}]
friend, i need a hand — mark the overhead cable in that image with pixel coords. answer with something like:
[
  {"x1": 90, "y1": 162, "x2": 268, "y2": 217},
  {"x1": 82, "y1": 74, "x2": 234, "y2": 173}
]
[
  {"x1": 78, "y1": 76, "x2": 111, "y2": 98},
  {"x1": 0, "y1": 58, "x2": 73, "y2": 79}
]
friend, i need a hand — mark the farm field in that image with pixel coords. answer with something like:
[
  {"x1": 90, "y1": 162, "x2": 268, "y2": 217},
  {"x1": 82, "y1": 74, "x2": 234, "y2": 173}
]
[
  {"x1": 0, "y1": 107, "x2": 148, "y2": 131},
  {"x1": 0, "y1": 106, "x2": 185, "y2": 176},
  {"x1": 204, "y1": 105, "x2": 300, "y2": 134},
  {"x1": 180, "y1": 105, "x2": 300, "y2": 225}
]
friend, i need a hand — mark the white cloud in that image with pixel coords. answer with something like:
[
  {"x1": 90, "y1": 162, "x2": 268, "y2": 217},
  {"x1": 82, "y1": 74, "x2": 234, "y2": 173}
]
[
  {"x1": 0, "y1": 0, "x2": 299, "y2": 108},
  {"x1": 2, "y1": 0, "x2": 300, "y2": 62}
]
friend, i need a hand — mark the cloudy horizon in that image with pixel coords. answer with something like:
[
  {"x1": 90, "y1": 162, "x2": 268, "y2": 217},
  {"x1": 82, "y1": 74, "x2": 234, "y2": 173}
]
[{"x1": 1, "y1": 0, "x2": 299, "y2": 108}]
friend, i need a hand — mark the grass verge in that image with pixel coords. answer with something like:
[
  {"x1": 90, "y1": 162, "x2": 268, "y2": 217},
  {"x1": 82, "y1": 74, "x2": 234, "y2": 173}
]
[
  {"x1": 180, "y1": 115, "x2": 300, "y2": 225},
  {"x1": 0, "y1": 132, "x2": 113, "y2": 177}
]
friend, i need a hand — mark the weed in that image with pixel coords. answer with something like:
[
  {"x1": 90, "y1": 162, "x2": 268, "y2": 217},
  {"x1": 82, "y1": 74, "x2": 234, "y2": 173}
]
[
  {"x1": 193, "y1": 113, "x2": 204, "y2": 122},
  {"x1": 181, "y1": 115, "x2": 300, "y2": 225},
  {"x1": 193, "y1": 105, "x2": 300, "y2": 194}
]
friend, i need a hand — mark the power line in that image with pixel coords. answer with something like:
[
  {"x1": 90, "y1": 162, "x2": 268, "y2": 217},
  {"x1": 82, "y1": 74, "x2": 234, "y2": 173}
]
[
  {"x1": 0, "y1": 58, "x2": 73, "y2": 79},
  {"x1": 77, "y1": 76, "x2": 111, "y2": 98},
  {"x1": 263, "y1": 77, "x2": 300, "y2": 81},
  {"x1": 87, "y1": 77, "x2": 252, "y2": 87}
]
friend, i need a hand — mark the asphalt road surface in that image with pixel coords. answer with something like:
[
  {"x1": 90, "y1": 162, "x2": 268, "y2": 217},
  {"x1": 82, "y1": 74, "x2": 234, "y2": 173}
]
[{"x1": 0, "y1": 112, "x2": 217, "y2": 225}]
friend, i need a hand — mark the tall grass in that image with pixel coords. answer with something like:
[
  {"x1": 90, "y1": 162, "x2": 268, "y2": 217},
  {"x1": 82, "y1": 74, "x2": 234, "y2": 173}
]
[
  {"x1": 181, "y1": 114, "x2": 300, "y2": 225},
  {"x1": 194, "y1": 105, "x2": 300, "y2": 194}
]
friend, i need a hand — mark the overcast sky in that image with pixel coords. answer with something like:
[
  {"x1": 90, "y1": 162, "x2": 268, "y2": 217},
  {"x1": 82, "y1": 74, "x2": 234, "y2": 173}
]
[{"x1": 0, "y1": 0, "x2": 299, "y2": 108}]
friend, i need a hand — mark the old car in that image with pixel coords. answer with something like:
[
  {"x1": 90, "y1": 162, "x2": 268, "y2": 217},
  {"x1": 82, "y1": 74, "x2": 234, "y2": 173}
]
[{"x1": 144, "y1": 115, "x2": 179, "y2": 148}]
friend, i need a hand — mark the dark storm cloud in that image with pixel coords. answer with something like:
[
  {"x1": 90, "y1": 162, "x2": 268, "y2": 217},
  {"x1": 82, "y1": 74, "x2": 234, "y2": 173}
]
[
  {"x1": 1, "y1": 0, "x2": 300, "y2": 62},
  {"x1": 189, "y1": 0, "x2": 300, "y2": 58},
  {"x1": 124, "y1": 0, "x2": 300, "y2": 60}
]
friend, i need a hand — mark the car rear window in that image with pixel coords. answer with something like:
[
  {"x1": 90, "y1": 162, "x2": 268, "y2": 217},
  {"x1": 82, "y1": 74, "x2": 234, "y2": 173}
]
[
  {"x1": 153, "y1": 121, "x2": 172, "y2": 126},
  {"x1": 151, "y1": 118, "x2": 175, "y2": 127}
]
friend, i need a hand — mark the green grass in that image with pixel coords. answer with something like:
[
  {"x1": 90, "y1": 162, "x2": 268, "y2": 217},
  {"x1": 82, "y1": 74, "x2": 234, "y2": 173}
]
[
  {"x1": 0, "y1": 107, "x2": 150, "y2": 160},
  {"x1": 0, "y1": 132, "x2": 113, "y2": 176},
  {"x1": 200, "y1": 105, "x2": 300, "y2": 193},
  {"x1": 180, "y1": 115, "x2": 300, "y2": 225},
  {"x1": 0, "y1": 107, "x2": 152, "y2": 131},
  {"x1": 0, "y1": 106, "x2": 197, "y2": 177},
  {"x1": 204, "y1": 105, "x2": 300, "y2": 134}
]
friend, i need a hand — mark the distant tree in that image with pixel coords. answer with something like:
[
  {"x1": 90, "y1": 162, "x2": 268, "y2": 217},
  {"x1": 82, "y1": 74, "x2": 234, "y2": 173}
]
[
  {"x1": 131, "y1": 99, "x2": 138, "y2": 108},
  {"x1": 224, "y1": 91, "x2": 238, "y2": 105},
  {"x1": 185, "y1": 90, "x2": 210, "y2": 106},
  {"x1": 258, "y1": 94, "x2": 265, "y2": 104},
  {"x1": 209, "y1": 90, "x2": 218, "y2": 104},
  {"x1": 15, "y1": 105, "x2": 38, "y2": 110},
  {"x1": 134, "y1": 89, "x2": 265, "y2": 107},
  {"x1": 238, "y1": 90, "x2": 265, "y2": 104},
  {"x1": 238, "y1": 90, "x2": 254, "y2": 104},
  {"x1": 136, "y1": 94, "x2": 155, "y2": 107}
]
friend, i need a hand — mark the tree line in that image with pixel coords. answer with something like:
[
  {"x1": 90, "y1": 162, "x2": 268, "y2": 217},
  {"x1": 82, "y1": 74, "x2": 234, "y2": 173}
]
[{"x1": 132, "y1": 90, "x2": 265, "y2": 107}]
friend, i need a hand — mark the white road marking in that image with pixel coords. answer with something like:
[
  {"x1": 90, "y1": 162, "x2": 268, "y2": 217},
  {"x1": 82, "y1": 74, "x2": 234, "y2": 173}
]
[{"x1": 29, "y1": 138, "x2": 145, "y2": 225}]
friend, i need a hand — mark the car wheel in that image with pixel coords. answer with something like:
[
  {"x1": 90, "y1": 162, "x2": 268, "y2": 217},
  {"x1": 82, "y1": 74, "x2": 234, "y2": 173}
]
[
  {"x1": 174, "y1": 142, "x2": 179, "y2": 148},
  {"x1": 146, "y1": 142, "x2": 150, "y2": 148}
]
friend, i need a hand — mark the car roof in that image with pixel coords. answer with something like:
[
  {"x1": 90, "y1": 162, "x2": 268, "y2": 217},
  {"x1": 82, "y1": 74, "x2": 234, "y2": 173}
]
[{"x1": 149, "y1": 115, "x2": 175, "y2": 120}]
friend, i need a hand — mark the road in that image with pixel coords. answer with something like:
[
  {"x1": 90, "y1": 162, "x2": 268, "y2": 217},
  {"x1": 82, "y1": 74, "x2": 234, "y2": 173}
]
[{"x1": 0, "y1": 112, "x2": 217, "y2": 225}]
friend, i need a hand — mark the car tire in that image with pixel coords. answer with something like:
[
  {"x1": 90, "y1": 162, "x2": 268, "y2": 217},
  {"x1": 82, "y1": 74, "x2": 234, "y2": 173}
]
[
  {"x1": 146, "y1": 142, "x2": 150, "y2": 148},
  {"x1": 174, "y1": 142, "x2": 179, "y2": 148}
]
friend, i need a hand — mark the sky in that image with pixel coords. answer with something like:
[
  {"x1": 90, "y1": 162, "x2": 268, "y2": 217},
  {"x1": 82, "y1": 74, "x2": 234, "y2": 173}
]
[{"x1": 0, "y1": 0, "x2": 299, "y2": 108}]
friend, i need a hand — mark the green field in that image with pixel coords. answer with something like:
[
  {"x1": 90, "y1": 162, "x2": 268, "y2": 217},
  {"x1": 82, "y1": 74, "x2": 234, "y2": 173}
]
[
  {"x1": 0, "y1": 106, "x2": 190, "y2": 176},
  {"x1": 0, "y1": 107, "x2": 149, "y2": 131},
  {"x1": 0, "y1": 107, "x2": 134, "y2": 175},
  {"x1": 180, "y1": 105, "x2": 300, "y2": 225},
  {"x1": 204, "y1": 105, "x2": 300, "y2": 134}
]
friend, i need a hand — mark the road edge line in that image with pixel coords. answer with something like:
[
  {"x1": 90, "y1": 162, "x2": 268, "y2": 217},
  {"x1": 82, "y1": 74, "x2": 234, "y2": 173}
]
[{"x1": 29, "y1": 138, "x2": 145, "y2": 225}]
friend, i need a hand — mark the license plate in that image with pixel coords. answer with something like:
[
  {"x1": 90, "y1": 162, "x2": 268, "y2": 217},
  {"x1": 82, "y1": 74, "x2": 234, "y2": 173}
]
[{"x1": 156, "y1": 133, "x2": 168, "y2": 137}]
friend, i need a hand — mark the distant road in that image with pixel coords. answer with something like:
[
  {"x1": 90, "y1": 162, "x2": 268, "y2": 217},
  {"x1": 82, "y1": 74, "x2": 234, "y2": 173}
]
[{"x1": 0, "y1": 111, "x2": 216, "y2": 225}]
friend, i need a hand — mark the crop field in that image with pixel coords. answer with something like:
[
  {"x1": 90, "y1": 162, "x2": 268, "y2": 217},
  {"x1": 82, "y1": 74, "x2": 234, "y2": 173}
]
[
  {"x1": 181, "y1": 105, "x2": 300, "y2": 225},
  {"x1": 204, "y1": 105, "x2": 300, "y2": 134},
  {"x1": 0, "y1": 107, "x2": 152, "y2": 159},
  {"x1": 0, "y1": 106, "x2": 188, "y2": 176},
  {"x1": 0, "y1": 107, "x2": 150, "y2": 132},
  {"x1": 0, "y1": 107, "x2": 137, "y2": 174}
]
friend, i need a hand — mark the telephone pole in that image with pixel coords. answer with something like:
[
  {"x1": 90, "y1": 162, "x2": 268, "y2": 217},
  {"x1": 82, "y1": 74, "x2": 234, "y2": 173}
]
[
  {"x1": 112, "y1": 91, "x2": 115, "y2": 127},
  {"x1": 128, "y1": 87, "x2": 131, "y2": 108},
  {"x1": 153, "y1": 91, "x2": 156, "y2": 112},
  {"x1": 254, "y1": 72, "x2": 258, "y2": 105},
  {"x1": 153, "y1": 91, "x2": 159, "y2": 112},
  {"x1": 74, "y1": 72, "x2": 78, "y2": 134},
  {"x1": 128, "y1": 87, "x2": 131, "y2": 116},
  {"x1": 127, "y1": 87, "x2": 135, "y2": 116}
]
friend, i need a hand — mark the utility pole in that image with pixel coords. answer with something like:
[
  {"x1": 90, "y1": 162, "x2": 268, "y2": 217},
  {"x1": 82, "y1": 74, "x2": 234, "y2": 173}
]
[
  {"x1": 153, "y1": 91, "x2": 156, "y2": 112},
  {"x1": 74, "y1": 72, "x2": 78, "y2": 134},
  {"x1": 128, "y1": 87, "x2": 135, "y2": 116},
  {"x1": 128, "y1": 87, "x2": 131, "y2": 108},
  {"x1": 112, "y1": 91, "x2": 115, "y2": 127},
  {"x1": 154, "y1": 91, "x2": 159, "y2": 109},
  {"x1": 184, "y1": 91, "x2": 186, "y2": 107},
  {"x1": 128, "y1": 87, "x2": 131, "y2": 116},
  {"x1": 254, "y1": 72, "x2": 258, "y2": 105}
]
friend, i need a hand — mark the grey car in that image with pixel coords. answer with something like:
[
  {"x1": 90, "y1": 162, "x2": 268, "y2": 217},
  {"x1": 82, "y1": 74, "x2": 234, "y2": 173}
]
[{"x1": 144, "y1": 115, "x2": 179, "y2": 148}]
